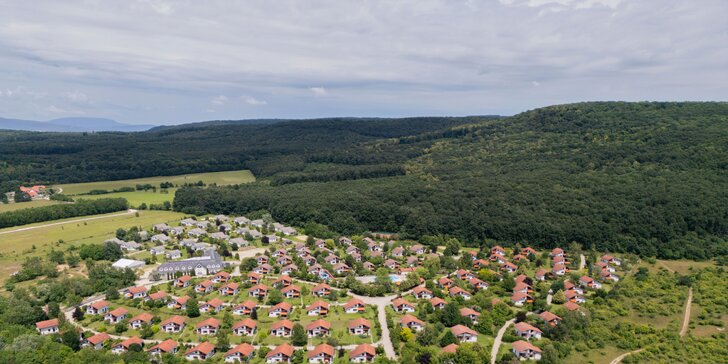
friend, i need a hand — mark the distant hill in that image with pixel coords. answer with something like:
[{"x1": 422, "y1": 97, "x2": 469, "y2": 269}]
[{"x1": 0, "y1": 117, "x2": 154, "y2": 132}]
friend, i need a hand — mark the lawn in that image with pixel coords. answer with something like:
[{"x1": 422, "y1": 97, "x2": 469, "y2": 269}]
[
  {"x1": 0, "y1": 210, "x2": 185, "y2": 281},
  {"x1": 0, "y1": 200, "x2": 63, "y2": 213},
  {"x1": 56, "y1": 170, "x2": 256, "y2": 195}
]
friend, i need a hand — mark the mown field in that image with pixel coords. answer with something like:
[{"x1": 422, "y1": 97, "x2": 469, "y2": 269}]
[
  {"x1": 0, "y1": 199, "x2": 62, "y2": 213},
  {"x1": 56, "y1": 169, "x2": 255, "y2": 195},
  {"x1": 75, "y1": 190, "x2": 177, "y2": 207},
  {"x1": 0, "y1": 210, "x2": 185, "y2": 281}
]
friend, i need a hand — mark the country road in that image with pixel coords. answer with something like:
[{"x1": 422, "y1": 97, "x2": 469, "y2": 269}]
[
  {"x1": 579, "y1": 254, "x2": 586, "y2": 270},
  {"x1": 491, "y1": 318, "x2": 516, "y2": 364},
  {"x1": 0, "y1": 209, "x2": 139, "y2": 235},
  {"x1": 680, "y1": 287, "x2": 693, "y2": 337},
  {"x1": 609, "y1": 349, "x2": 643, "y2": 364}
]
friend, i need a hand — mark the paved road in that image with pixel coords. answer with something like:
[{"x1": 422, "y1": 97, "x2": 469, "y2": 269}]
[
  {"x1": 680, "y1": 287, "x2": 693, "y2": 337},
  {"x1": 609, "y1": 349, "x2": 643, "y2": 364},
  {"x1": 0, "y1": 209, "x2": 139, "y2": 235},
  {"x1": 349, "y1": 293, "x2": 398, "y2": 359},
  {"x1": 491, "y1": 318, "x2": 516, "y2": 364}
]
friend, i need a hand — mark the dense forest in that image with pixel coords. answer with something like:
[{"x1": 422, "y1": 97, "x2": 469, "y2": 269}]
[
  {"x1": 174, "y1": 102, "x2": 728, "y2": 261},
  {"x1": 0, "y1": 117, "x2": 483, "y2": 184},
  {"x1": 2, "y1": 102, "x2": 728, "y2": 260}
]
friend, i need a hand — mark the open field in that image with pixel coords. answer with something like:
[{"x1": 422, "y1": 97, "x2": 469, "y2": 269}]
[
  {"x1": 657, "y1": 259, "x2": 715, "y2": 274},
  {"x1": 0, "y1": 210, "x2": 185, "y2": 281},
  {"x1": 76, "y1": 190, "x2": 177, "y2": 207},
  {"x1": 0, "y1": 199, "x2": 62, "y2": 213},
  {"x1": 56, "y1": 170, "x2": 255, "y2": 195}
]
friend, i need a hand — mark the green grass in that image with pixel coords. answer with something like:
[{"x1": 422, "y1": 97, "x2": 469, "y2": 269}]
[
  {"x1": 657, "y1": 259, "x2": 715, "y2": 275},
  {"x1": 56, "y1": 170, "x2": 255, "y2": 195},
  {"x1": 0, "y1": 210, "x2": 185, "y2": 281},
  {"x1": 77, "y1": 190, "x2": 178, "y2": 207},
  {"x1": 0, "y1": 200, "x2": 63, "y2": 213}
]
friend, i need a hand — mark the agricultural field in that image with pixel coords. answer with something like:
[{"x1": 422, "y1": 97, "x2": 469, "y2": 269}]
[
  {"x1": 0, "y1": 210, "x2": 185, "y2": 281},
  {"x1": 0, "y1": 199, "x2": 62, "y2": 213},
  {"x1": 56, "y1": 169, "x2": 255, "y2": 195},
  {"x1": 75, "y1": 190, "x2": 176, "y2": 207}
]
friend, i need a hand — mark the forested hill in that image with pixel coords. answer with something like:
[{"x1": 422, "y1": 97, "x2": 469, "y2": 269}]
[
  {"x1": 0, "y1": 116, "x2": 486, "y2": 184},
  {"x1": 174, "y1": 102, "x2": 728, "y2": 261}
]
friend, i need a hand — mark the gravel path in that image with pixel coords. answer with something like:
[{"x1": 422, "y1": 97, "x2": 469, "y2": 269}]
[{"x1": 490, "y1": 318, "x2": 516, "y2": 364}]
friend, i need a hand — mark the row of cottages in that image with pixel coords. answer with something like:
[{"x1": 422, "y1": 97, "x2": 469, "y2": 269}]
[
  {"x1": 511, "y1": 275, "x2": 534, "y2": 306},
  {"x1": 596, "y1": 254, "x2": 621, "y2": 282},
  {"x1": 264, "y1": 342, "x2": 375, "y2": 363},
  {"x1": 550, "y1": 248, "x2": 569, "y2": 277}
]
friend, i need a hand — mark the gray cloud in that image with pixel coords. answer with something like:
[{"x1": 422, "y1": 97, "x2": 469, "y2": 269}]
[{"x1": 0, "y1": 0, "x2": 726, "y2": 124}]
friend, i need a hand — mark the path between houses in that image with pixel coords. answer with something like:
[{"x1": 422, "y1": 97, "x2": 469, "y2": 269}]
[
  {"x1": 491, "y1": 318, "x2": 516, "y2": 364},
  {"x1": 680, "y1": 287, "x2": 693, "y2": 337},
  {"x1": 579, "y1": 254, "x2": 586, "y2": 271},
  {"x1": 0, "y1": 209, "x2": 138, "y2": 236},
  {"x1": 349, "y1": 293, "x2": 398, "y2": 360}
]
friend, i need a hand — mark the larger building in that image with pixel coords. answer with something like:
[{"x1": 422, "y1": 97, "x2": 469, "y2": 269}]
[{"x1": 156, "y1": 249, "x2": 225, "y2": 278}]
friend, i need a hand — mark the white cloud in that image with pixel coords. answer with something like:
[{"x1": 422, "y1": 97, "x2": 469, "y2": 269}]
[
  {"x1": 211, "y1": 95, "x2": 228, "y2": 105},
  {"x1": 242, "y1": 96, "x2": 267, "y2": 105},
  {"x1": 309, "y1": 87, "x2": 327, "y2": 96},
  {"x1": 47, "y1": 105, "x2": 67, "y2": 113},
  {"x1": 63, "y1": 91, "x2": 88, "y2": 103},
  {"x1": 0, "y1": 0, "x2": 725, "y2": 123}
]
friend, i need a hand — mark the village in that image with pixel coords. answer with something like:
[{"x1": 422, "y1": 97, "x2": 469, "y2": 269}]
[{"x1": 28, "y1": 213, "x2": 637, "y2": 363}]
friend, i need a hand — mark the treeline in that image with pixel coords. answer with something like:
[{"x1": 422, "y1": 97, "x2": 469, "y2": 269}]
[
  {"x1": 270, "y1": 164, "x2": 406, "y2": 186},
  {"x1": 174, "y1": 103, "x2": 728, "y2": 261},
  {"x1": 0, "y1": 198, "x2": 128, "y2": 228},
  {"x1": 0, "y1": 117, "x2": 477, "y2": 184}
]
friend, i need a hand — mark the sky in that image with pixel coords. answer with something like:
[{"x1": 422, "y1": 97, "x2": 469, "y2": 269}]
[{"x1": 0, "y1": 0, "x2": 726, "y2": 125}]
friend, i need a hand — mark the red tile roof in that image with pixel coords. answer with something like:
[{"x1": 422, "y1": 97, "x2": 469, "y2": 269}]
[
  {"x1": 450, "y1": 324, "x2": 477, "y2": 336},
  {"x1": 160, "y1": 315, "x2": 186, "y2": 327},
  {"x1": 86, "y1": 332, "x2": 110, "y2": 345},
  {"x1": 442, "y1": 343, "x2": 459, "y2": 354},
  {"x1": 266, "y1": 343, "x2": 294, "y2": 358},
  {"x1": 196, "y1": 317, "x2": 221, "y2": 329},
  {"x1": 90, "y1": 300, "x2": 109, "y2": 310},
  {"x1": 308, "y1": 344, "x2": 334, "y2": 359},
  {"x1": 512, "y1": 340, "x2": 542, "y2": 353},
  {"x1": 349, "y1": 344, "x2": 376, "y2": 358},
  {"x1": 305, "y1": 319, "x2": 331, "y2": 331},
  {"x1": 271, "y1": 320, "x2": 294, "y2": 330},
  {"x1": 348, "y1": 318, "x2": 372, "y2": 329},
  {"x1": 232, "y1": 318, "x2": 257, "y2": 330},
  {"x1": 148, "y1": 339, "x2": 177, "y2": 353},
  {"x1": 186, "y1": 341, "x2": 215, "y2": 355},
  {"x1": 224, "y1": 343, "x2": 254, "y2": 358}
]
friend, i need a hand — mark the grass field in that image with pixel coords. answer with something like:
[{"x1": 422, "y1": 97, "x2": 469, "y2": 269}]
[
  {"x1": 657, "y1": 259, "x2": 714, "y2": 274},
  {"x1": 0, "y1": 200, "x2": 63, "y2": 213},
  {"x1": 76, "y1": 190, "x2": 177, "y2": 206},
  {"x1": 56, "y1": 170, "x2": 255, "y2": 195},
  {"x1": 0, "y1": 210, "x2": 185, "y2": 281}
]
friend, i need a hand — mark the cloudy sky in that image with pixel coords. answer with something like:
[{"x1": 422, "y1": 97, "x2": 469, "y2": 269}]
[{"x1": 0, "y1": 0, "x2": 726, "y2": 125}]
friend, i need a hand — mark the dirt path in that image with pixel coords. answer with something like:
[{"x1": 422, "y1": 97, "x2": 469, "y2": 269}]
[
  {"x1": 680, "y1": 287, "x2": 693, "y2": 337},
  {"x1": 0, "y1": 209, "x2": 138, "y2": 235},
  {"x1": 609, "y1": 349, "x2": 643, "y2": 364},
  {"x1": 491, "y1": 318, "x2": 516, "y2": 364},
  {"x1": 579, "y1": 254, "x2": 586, "y2": 270}
]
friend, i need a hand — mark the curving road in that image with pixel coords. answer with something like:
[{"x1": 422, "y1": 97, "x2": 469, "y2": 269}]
[{"x1": 609, "y1": 349, "x2": 643, "y2": 364}]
